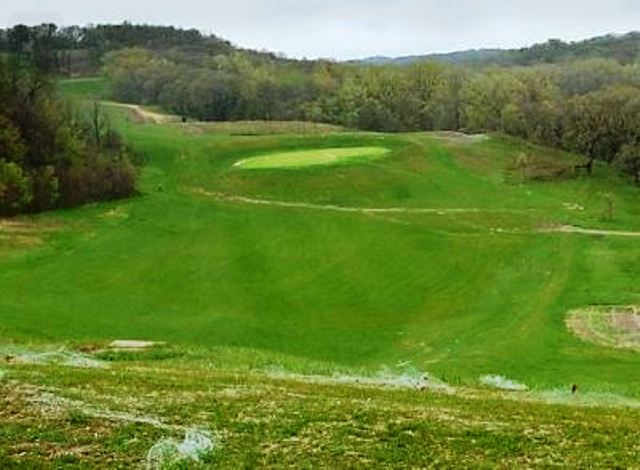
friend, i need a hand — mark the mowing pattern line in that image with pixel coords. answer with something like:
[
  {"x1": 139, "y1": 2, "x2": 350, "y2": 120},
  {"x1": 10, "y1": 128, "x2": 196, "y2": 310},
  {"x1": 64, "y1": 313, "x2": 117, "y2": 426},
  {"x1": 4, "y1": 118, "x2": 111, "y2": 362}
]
[
  {"x1": 541, "y1": 225, "x2": 640, "y2": 237},
  {"x1": 193, "y1": 189, "x2": 640, "y2": 237},
  {"x1": 191, "y1": 188, "x2": 526, "y2": 215}
]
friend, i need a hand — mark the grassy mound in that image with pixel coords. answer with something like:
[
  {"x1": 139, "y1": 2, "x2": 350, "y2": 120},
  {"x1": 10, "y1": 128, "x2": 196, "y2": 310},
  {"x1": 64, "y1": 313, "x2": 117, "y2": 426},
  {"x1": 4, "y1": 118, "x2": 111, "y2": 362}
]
[{"x1": 233, "y1": 146, "x2": 391, "y2": 169}]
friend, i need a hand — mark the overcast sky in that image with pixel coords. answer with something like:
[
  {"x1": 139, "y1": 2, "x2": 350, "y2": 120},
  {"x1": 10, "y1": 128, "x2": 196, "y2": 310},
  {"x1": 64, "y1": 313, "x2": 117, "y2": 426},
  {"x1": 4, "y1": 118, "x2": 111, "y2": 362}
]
[{"x1": 3, "y1": 1, "x2": 640, "y2": 59}]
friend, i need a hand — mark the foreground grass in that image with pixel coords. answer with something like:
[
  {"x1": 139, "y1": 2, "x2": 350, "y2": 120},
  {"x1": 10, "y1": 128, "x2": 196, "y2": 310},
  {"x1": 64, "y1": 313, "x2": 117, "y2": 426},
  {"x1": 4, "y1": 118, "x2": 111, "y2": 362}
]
[{"x1": 1, "y1": 353, "x2": 640, "y2": 467}]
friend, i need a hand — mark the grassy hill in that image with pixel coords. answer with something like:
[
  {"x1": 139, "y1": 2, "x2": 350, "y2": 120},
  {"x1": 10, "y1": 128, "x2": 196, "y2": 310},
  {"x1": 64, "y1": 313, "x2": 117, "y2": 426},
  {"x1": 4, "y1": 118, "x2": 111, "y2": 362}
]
[{"x1": 0, "y1": 78, "x2": 639, "y2": 466}]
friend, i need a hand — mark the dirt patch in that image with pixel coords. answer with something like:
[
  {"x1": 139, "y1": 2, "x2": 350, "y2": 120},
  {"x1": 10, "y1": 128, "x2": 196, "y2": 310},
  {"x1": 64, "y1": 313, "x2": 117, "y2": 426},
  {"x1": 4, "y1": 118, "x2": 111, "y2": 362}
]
[
  {"x1": 0, "y1": 233, "x2": 43, "y2": 247},
  {"x1": 105, "y1": 102, "x2": 179, "y2": 124},
  {"x1": 100, "y1": 207, "x2": 129, "y2": 219},
  {"x1": 507, "y1": 388, "x2": 640, "y2": 409},
  {"x1": 567, "y1": 306, "x2": 640, "y2": 351},
  {"x1": 191, "y1": 188, "x2": 521, "y2": 217},
  {"x1": 192, "y1": 120, "x2": 345, "y2": 136},
  {"x1": 562, "y1": 203, "x2": 585, "y2": 212},
  {"x1": 0, "y1": 218, "x2": 58, "y2": 250},
  {"x1": 108, "y1": 340, "x2": 166, "y2": 351},
  {"x1": 430, "y1": 131, "x2": 489, "y2": 145},
  {"x1": 542, "y1": 225, "x2": 640, "y2": 238},
  {"x1": 0, "y1": 219, "x2": 57, "y2": 232},
  {"x1": 265, "y1": 366, "x2": 454, "y2": 393},
  {"x1": 480, "y1": 375, "x2": 528, "y2": 391},
  {"x1": 1, "y1": 345, "x2": 107, "y2": 369}
]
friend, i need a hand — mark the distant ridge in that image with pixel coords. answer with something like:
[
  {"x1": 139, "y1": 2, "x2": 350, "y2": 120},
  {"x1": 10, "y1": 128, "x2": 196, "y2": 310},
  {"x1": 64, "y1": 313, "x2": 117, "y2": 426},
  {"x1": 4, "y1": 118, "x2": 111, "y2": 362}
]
[
  {"x1": 356, "y1": 49, "x2": 504, "y2": 66},
  {"x1": 353, "y1": 32, "x2": 640, "y2": 66}
]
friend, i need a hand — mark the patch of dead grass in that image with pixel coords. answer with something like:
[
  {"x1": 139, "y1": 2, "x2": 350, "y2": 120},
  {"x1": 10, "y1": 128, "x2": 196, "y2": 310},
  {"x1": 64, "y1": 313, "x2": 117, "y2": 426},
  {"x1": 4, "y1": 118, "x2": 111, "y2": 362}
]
[{"x1": 567, "y1": 305, "x2": 640, "y2": 351}]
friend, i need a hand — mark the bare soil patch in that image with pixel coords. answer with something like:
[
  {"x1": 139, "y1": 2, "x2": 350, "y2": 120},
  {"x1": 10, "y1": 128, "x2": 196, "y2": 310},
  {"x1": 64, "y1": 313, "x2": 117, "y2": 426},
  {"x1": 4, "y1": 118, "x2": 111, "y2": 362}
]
[
  {"x1": 567, "y1": 306, "x2": 640, "y2": 351},
  {"x1": 430, "y1": 131, "x2": 489, "y2": 145},
  {"x1": 0, "y1": 218, "x2": 58, "y2": 250},
  {"x1": 108, "y1": 340, "x2": 166, "y2": 351},
  {"x1": 193, "y1": 120, "x2": 345, "y2": 135},
  {"x1": 543, "y1": 225, "x2": 640, "y2": 238},
  {"x1": 105, "y1": 102, "x2": 179, "y2": 124},
  {"x1": 191, "y1": 188, "x2": 517, "y2": 216}
]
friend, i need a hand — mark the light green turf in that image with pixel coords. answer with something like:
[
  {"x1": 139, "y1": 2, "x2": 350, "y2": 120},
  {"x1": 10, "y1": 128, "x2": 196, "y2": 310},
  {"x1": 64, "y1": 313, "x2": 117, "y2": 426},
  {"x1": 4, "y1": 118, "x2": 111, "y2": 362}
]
[{"x1": 233, "y1": 146, "x2": 391, "y2": 169}]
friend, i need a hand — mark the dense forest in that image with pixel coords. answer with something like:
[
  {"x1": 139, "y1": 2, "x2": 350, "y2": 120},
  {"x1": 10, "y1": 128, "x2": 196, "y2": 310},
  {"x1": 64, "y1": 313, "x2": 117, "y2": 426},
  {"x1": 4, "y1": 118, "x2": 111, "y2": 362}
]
[
  {"x1": 102, "y1": 51, "x2": 640, "y2": 183},
  {"x1": 1, "y1": 23, "x2": 640, "y2": 189},
  {"x1": 0, "y1": 30, "x2": 139, "y2": 215},
  {"x1": 97, "y1": 26, "x2": 640, "y2": 183},
  {"x1": 0, "y1": 23, "x2": 293, "y2": 75}
]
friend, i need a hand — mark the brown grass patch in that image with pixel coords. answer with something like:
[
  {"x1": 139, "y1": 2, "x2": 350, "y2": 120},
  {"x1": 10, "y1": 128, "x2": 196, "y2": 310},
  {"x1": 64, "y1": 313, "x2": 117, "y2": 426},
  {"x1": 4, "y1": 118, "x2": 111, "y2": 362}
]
[
  {"x1": 566, "y1": 306, "x2": 640, "y2": 351},
  {"x1": 192, "y1": 120, "x2": 346, "y2": 136},
  {"x1": 430, "y1": 131, "x2": 489, "y2": 145}
]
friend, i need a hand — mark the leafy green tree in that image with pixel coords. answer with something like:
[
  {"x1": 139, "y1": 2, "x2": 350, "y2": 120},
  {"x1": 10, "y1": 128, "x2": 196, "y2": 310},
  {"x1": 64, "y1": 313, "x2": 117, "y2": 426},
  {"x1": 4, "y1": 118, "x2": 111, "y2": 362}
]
[{"x1": 0, "y1": 160, "x2": 32, "y2": 213}]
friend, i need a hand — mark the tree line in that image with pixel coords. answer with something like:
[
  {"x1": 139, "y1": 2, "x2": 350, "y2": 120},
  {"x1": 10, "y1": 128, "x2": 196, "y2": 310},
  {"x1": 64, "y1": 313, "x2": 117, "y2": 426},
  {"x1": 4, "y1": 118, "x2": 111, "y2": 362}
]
[
  {"x1": 0, "y1": 23, "x2": 287, "y2": 76},
  {"x1": 0, "y1": 53, "x2": 139, "y2": 215},
  {"x1": 103, "y1": 48, "x2": 640, "y2": 183}
]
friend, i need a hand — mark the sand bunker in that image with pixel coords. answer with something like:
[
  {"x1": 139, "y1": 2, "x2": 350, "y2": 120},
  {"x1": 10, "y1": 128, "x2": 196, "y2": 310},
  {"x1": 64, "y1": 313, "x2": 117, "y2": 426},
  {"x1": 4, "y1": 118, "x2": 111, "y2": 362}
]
[{"x1": 567, "y1": 306, "x2": 640, "y2": 351}]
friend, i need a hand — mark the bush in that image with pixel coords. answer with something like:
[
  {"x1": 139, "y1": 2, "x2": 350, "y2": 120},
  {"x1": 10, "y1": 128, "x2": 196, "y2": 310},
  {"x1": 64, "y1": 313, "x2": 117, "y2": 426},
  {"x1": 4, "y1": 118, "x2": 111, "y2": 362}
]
[{"x1": 0, "y1": 160, "x2": 32, "y2": 215}]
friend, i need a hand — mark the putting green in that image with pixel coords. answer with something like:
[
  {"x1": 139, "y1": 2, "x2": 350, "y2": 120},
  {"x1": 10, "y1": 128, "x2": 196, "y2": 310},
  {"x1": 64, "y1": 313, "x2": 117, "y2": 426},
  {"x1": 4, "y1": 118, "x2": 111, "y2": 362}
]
[{"x1": 234, "y1": 146, "x2": 391, "y2": 169}]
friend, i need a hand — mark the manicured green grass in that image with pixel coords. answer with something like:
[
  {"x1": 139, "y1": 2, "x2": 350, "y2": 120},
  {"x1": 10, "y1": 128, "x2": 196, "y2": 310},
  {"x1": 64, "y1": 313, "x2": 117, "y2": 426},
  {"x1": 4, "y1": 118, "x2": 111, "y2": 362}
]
[
  {"x1": 1, "y1": 112, "x2": 639, "y2": 395},
  {"x1": 234, "y1": 146, "x2": 391, "y2": 169}
]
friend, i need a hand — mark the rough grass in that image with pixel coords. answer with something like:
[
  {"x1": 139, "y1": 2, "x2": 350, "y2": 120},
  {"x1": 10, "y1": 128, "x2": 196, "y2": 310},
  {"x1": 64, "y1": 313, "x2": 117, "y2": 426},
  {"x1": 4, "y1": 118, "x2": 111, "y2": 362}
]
[
  {"x1": 234, "y1": 146, "x2": 391, "y2": 169},
  {"x1": 1, "y1": 356, "x2": 640, "y2": 467}
]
